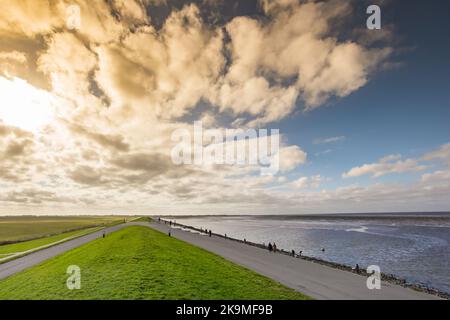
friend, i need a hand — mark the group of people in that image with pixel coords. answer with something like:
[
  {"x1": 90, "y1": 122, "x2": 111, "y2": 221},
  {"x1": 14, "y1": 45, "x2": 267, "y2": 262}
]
[
  {"x1": 267, "y1": 243, "x2": 306, "y2": 257},
  {"x1": 267, "y1": 242, "x2": 277, "y2": 252},
  {"x1": 199, "y1": 228, "x2": 212, "y2": 237},
  {"x1": 201, "y1": 228, "x2": 212, "y2": 237},
  {"x1": 158, "y1": 218, "x2": 176, "y2": 226}
]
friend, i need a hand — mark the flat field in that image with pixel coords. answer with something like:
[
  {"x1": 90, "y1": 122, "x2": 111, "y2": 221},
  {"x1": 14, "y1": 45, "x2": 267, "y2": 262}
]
[
  {"x1": 0, "y1": 216, "x2": 125, "y2": 243},
  {"x1": 0, "y1": 227, "x2": 102, "y2": 258}
]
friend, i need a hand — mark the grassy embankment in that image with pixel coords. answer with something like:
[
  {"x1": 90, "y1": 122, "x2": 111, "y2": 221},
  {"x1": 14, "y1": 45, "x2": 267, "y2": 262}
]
[{"x1": 0, "y1": 226, "x2": 309, "y2": 300}]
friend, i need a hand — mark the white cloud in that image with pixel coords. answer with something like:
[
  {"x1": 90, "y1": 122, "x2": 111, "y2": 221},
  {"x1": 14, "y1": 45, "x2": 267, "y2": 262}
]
[
  {"x1": 343, "y1": 158, "x2": 429, "y2": 178},
  {"x1": 310, "y1": 175, "x2": 323, "y2": 189},
  {"x1": 343, "y1": 143, "x2": 450, "y2": 179},
  {"x1": 278, "y1": 145, "x2": 307, "y2": 172},
  {"x1": 421, "y1": 170, "x2": 450, "y2": 182},
  {"x1": 314, "y1": 136, "x2": 345, "y2": 145},
  {"x1": 292, "y1": 176, "x2": 308, "y2": 189},
  {"x1": 291, "y1": 174, "x2": 323, "y2": 189},
  {"x1": 422, "y1": 143, "x2": 450, "y2": 162}
]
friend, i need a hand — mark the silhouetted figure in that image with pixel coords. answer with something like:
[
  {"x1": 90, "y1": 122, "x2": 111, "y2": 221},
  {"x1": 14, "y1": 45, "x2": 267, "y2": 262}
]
[
  {"x1": 355, "y1": 264, "x2": 360, "y2": 274},
  {"x1": 209, "y1": 230, "x2": 212, "y2": 237},
  {"x1": 102, "y1": 232, "x2": 105, "y2": 238},
  {"x1": 244, "y1": 238, "x2": 247, "y2": 243},
  {"x1": 168, "y1": 231, "x2": 171, "y2": 237},
  {"x1": 273, "y1": 242, "x2": 277, "y2": 253},
  {"x1": 268, "y1": 243, "x2": 273, "y2": 252},
  {"x1": 299, "y1": 250, "x2": 303, "y2": 256},
  {"x1": 292, "y1": 250, "x2": 295, "y2": 257}
]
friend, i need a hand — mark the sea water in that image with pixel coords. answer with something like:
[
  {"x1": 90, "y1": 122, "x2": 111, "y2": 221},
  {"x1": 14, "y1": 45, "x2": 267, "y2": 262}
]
[{"x1": 172, "y1": 213, "x2": 450, "y2": 294}]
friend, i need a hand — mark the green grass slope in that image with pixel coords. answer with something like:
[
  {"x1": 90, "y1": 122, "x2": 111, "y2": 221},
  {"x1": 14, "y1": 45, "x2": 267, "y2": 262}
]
[{"x1": 0, "y1": 226, "x2": 309, "y2": 300}]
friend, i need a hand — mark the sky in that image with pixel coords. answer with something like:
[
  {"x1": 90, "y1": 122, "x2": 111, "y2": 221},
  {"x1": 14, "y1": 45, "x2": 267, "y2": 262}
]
[{"x1": 0, "y1": 0, "x2": 449, "y2": 215}]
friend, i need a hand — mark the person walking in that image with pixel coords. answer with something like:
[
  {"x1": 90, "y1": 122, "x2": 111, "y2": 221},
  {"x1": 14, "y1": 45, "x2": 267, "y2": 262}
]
[
  {"x1": 268, "y1": 242, "x2": 273, "y2": 252},
  {"x1": 273, "y1": 242, "x2": 277, "y2": 253}
]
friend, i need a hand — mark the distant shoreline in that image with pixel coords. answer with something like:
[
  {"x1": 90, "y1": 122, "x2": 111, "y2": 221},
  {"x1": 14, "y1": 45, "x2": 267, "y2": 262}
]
[
  {"x1": 1, "y1": 212, "x2": 450, "y2": 218},
  {"x1": 159, "y1": 217, "x2": 450, "y2": 300},
  {"x1": 162, "y1": 212, "x2": 450, "y2": 219}
]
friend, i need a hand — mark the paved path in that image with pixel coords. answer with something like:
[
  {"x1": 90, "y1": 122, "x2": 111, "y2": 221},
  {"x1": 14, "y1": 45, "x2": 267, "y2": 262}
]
[{"x1": 0, "y1": 221, "x2": 442, "y2": 300}]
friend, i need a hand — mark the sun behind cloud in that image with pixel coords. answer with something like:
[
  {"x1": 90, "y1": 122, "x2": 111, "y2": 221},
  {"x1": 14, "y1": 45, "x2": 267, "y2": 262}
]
[{"x1": 0, "y1": 76, "x2": 55, "y2": 133}]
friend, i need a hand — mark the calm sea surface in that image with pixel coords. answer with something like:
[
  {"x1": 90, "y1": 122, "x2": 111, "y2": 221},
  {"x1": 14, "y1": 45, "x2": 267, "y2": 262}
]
[{"x1": 172, "y1": 214, "x2": 450, "y2": 294}]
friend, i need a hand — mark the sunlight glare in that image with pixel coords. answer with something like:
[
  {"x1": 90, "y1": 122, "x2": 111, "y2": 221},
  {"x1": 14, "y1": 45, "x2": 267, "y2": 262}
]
[{"x1": 0, "y1": 76, "x2": 54, "y2": 132}]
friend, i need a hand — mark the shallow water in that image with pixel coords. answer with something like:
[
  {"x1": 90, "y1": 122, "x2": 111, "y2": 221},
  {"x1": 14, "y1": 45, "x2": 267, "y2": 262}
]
[{"x1": 172, "y1": 214, "x2": 450, "y2": 294}]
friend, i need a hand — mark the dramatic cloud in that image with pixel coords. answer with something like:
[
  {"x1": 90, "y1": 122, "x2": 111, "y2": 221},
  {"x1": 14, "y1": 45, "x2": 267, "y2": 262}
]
[
  {"x1": 0, "y1": 1, "x2": 392, "y2": 127},
  {"x1": 3, "y1": 0, "x2": 445, "y2": 215},
  {"x1": 91, "y1": 4, "x2": 226, "y2": 124},
  {"x1": 206, "y1": 0, "x2": 392, "y2": 125}
]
